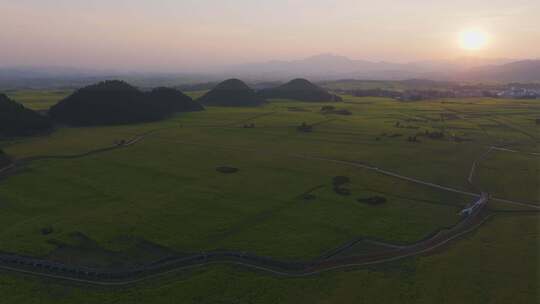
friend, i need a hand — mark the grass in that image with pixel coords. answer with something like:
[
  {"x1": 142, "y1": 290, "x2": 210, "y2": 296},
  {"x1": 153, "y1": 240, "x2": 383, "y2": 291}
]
[
  {"x1": 0, "y1": 133, "x2": 464, "y2": 258},
  {"x1": 5, "y1": 90, "x2": 71, "y2": 111},
  {"x1": 0, "y1": 214, "x2": 536, "y2": 304},
  {"x1": 0, "y1": 94, "x2": 538, "y2": 303}
]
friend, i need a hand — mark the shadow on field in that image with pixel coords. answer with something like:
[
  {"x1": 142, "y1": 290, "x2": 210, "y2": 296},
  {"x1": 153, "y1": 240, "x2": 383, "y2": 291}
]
[{"x1": 46, "y1": 232, "x2": 180, "y2": 271}]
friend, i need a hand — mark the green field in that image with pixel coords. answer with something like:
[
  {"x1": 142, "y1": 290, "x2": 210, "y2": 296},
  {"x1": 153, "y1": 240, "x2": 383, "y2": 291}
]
[
  {"x1": 0, "y1": 95, "x2": 538, "y2": 303},
  {"x1": 6, "y1": 90, "x2": 72, "y2": 111},
  {"x1": 1, "y1": 213, "x2": 536, "y2": 304},
  {"x1": 319, "y1": 79, "x2": 454, "y2": 91}
]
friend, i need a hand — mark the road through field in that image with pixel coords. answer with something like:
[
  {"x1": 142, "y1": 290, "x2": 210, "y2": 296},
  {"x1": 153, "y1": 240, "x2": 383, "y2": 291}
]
[
  {"x1": 154, "y1": 135, "x2": 540, "y2": 210},
  {"x1": 290, "y1": 154, "x2": 540, "y2": 210},
  {"x1": 0, "y1": 203, "x2": 491, "y2": 286},
  {"x1": 0, "y1": 125, "x2": 537, "y2": 286}
]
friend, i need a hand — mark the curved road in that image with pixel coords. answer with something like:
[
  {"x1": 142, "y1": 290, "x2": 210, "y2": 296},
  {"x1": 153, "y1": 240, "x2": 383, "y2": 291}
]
[{"x1": 0, "y1": 204, "x2": 490, "y2": 286}]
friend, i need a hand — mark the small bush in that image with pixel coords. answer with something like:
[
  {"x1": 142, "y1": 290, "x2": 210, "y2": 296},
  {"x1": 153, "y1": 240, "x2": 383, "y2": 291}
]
[
  {"x1": 302, "y1": 194, "x2": 316, "y2": 201},
  {"x1": 216, "y1": 166, "x2": 239, "y2": 174},
  {"x1": 332, "y1": 176, "x2": 350, "y2": 187},
  {"x1": 321, "y1": 106, "x2": 351, "y2": 115},
  {"x1": 334, "y1": 187, "x2": 351, "y2": 196},
  {"x1": 40, "y1": 227, "x2": 54, "y2": 235},
  {"x1": 0, "y1": 149, "x2": 11, "y2": 167},
  {"x1": 358, "y1": 196, "x2": 387, "y2": 205},
  {"x1": 426, "y1": 131, "x2": 444, "y2": 139},
  {"x1": 297, "y1": 122, "x2": 313, "y2": 132}
]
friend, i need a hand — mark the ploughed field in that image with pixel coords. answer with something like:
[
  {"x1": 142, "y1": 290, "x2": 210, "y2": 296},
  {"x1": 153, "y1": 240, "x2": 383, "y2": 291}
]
[{"x1": 0, "y1": 94, "x2": 539, "y2": 303}]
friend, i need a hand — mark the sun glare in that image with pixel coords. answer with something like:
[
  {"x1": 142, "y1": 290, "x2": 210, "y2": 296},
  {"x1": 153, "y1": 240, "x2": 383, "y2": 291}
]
[{"x1": 459, "y1": 30, "x2": 488, "y2": 51}]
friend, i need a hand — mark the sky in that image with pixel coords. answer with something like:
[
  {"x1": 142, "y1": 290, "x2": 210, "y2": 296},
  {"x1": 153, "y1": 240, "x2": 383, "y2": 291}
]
[{"x1": 1, "y1": 0, "x2": 539, "y2": 72}]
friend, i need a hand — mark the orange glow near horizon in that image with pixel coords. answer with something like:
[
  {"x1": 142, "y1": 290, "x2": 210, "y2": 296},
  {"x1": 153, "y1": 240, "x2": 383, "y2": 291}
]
[{"x1": 0, "y1": 1, "x2": 538, "y2": 71}]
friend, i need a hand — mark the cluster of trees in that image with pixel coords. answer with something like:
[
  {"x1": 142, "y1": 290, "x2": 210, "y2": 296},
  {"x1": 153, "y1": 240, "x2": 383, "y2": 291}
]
[
  {"x1": 49, "y1": 81, "x2": 204, "y2": 126},
  {"x1": 297, "y1": 122, "x2": 313, "y2": 132},
  {"x1": 358, "y1": 196, "x2": 387, "y2": 205},
  {"x1": 399, "y1": 90, "x2": 456, "y2": 101},
  {"x1": 339, "y1": 88, "x2": 456, "y2": 100},
  {"x1": 320, "y1": 106, "x2": 352, "y2": 115},
  {"x1": 216, "y1": 166, "x2": 239, "y2": 174},
  {"x1": 407, "y1": 136, "x2": 419, "y2": 142},
  {"x1": 0, "y1": 149, "x2": 11, "y2": 168},
  {"x1": 0, "y1": 94, "x2": 53, "y2": 138},
  {"x1": 425, "y1": 130, "x2": 445, "y2": 139},
  {"x1": 332, "y1": 176, "x2": 351, "y2": 196},
  {"x1": 349, "y1": 89, "x2": 402, "y2": 98}
]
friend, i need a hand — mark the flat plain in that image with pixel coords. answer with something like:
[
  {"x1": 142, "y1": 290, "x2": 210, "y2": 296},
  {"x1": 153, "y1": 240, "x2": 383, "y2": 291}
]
[{"x1": 0, "y1": 92, "x2": 538, "y2": 303}]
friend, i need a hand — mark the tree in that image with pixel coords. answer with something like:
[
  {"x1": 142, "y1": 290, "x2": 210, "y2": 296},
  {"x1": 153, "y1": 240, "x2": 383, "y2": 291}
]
[
  {"x1": 321, "y1": 105, "x2": 335, "y2": 112},
  {"x1": 0, "y1": 149, "x2": 11, "y2": 167},
  {"x1": 297, "y1": 122, "x2": 313, "y2": 132}
]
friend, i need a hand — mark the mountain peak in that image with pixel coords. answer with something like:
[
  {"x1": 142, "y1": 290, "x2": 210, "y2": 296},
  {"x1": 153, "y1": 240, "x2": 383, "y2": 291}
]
[{"x1": 303, "y1": 53, "x2": 352, "y2": 61}]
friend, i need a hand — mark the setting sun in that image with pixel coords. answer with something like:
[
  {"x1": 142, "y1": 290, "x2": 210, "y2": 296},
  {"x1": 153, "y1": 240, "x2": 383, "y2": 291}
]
[{"x1": 459, "y1": 29, "x2": 489, "y2": 50}]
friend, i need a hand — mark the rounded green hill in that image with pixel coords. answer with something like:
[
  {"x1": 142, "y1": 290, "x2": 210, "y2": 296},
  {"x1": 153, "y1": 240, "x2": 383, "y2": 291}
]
[
  {"x1": 198, "y1": 79, "x2": 266, "y2": 106},
  {"x1": 147, "y1": 87, "x2": 204, "y2": 113},
  {"x1": 50, "y1": 81, "x2": 201, "y2": 126},
  {"x1": 259, "y1": 78, "x2": 342, "y2": 102}
]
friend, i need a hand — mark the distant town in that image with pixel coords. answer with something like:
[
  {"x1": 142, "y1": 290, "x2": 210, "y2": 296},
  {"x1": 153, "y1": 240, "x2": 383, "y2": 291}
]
[{"x1": 331, "y1": 83, "x2": 540, "y2": 101}]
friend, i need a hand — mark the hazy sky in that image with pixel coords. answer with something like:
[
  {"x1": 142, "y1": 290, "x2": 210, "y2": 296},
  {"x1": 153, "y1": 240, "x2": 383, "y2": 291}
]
[{"x1": 1, "y1": 0, "x2": 539, "y2": 71}]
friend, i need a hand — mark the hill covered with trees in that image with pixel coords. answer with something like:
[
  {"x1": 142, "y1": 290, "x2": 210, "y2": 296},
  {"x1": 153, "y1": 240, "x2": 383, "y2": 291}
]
[
  {"x1": 49, "y1": 81, "x2": 200, "y2": 126},
  {"x1": 197, "y1": 79, "x2": 266, "y2": 106},
  {"x1": 259, "y1": 78, "x2": 342, "y2": 102},
  {"x1": 147, "y1": 87, "x2": 204, "y2": 113},
  {"x1": 0, "y1": 94, "x2": 53, "y2": 137}
]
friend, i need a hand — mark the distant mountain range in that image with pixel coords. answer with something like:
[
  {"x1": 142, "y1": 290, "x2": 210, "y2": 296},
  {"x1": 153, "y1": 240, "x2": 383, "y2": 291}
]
[
  {"x1": 218, "y1": 54, "x2": 539, "y2": 82},
  {"x1": 454, "y1": 60, "x2": 540, "y2": 82},
  {"x1": 0, "y1": 68, "x2": 218, "y2": 90},
  {"x1": 0, "y1": 55, "x2": 539, "y2": 89}
]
